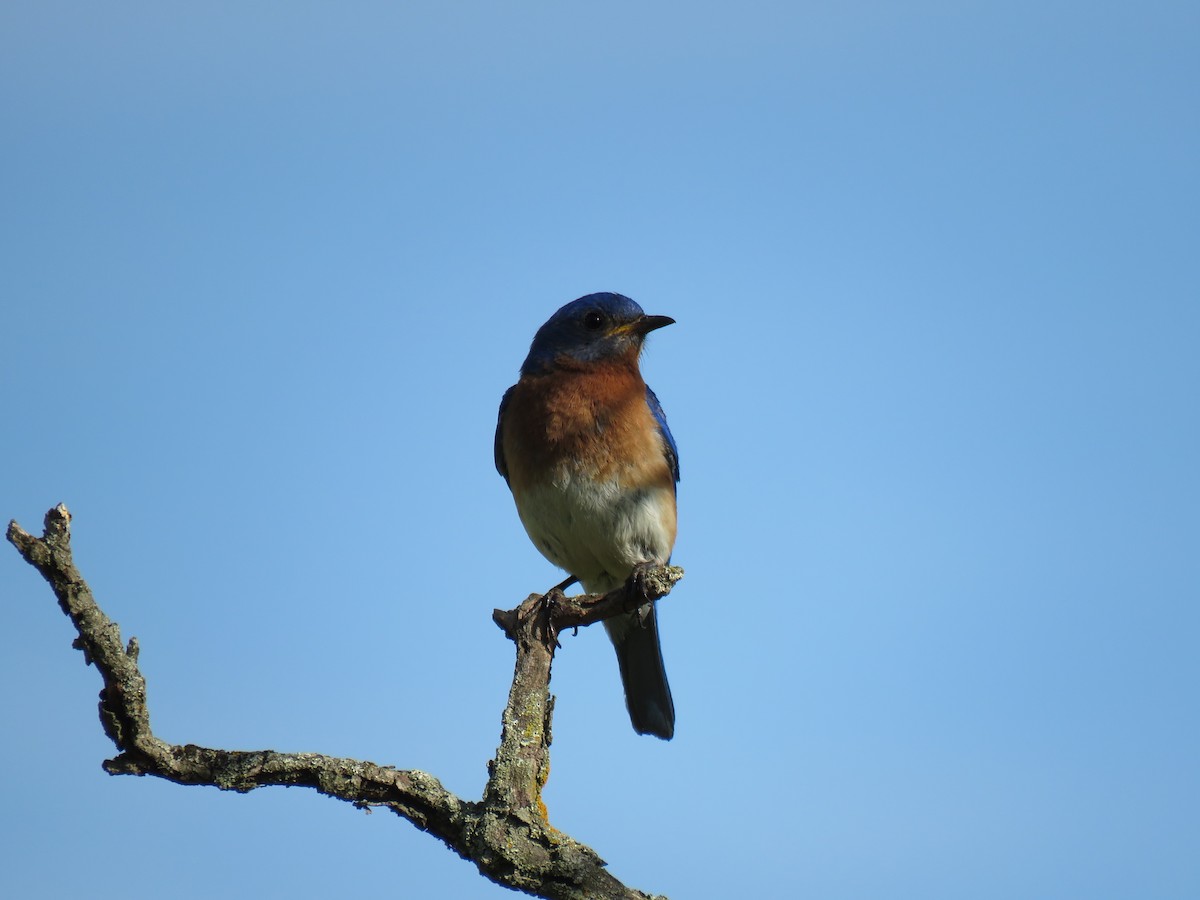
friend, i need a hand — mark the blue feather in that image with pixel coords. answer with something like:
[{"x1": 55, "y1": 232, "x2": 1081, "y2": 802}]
[{"x1": 645, "y1": 386, "x2": 679, "y2": 485}]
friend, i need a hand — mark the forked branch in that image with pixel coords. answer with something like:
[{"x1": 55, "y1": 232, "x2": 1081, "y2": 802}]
[{"x1": 7, "y1": 504, "x2": 681, "y2": 900}]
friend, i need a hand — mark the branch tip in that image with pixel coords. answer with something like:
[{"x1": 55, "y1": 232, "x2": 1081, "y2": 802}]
[{"x1": 44, "y1": 503, "x2": 71, "y2": 538}]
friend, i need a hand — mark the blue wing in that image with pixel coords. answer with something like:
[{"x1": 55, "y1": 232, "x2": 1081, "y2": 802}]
[
  {"x1": 495, "y1": 385, "x2": 515, "y2": 483},
  {"x1": 645, "y1": 386, "x2": 679, "y2": 485}
]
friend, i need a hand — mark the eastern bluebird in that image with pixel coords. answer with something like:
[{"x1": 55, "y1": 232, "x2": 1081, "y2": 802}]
[{"x1": 495, "y1": 293, "x2": 679, "y2": 740}]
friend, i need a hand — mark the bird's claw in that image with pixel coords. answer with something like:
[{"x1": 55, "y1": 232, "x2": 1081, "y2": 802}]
[
  {"x1": 540, "y1": 587, "x2": 565, "y2": 648},
  {"x1": 626, "y1": 562, "x2": 660, "y2": 621}
]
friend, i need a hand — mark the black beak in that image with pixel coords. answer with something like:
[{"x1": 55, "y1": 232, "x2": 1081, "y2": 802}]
[{"x1": 633, "y1": 314, "x2": 676, "y2": 335}]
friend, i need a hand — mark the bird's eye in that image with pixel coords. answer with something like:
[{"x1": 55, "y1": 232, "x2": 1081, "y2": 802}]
[{"x1": 583, "y1": 310, "x2": 605, "y2": 331}]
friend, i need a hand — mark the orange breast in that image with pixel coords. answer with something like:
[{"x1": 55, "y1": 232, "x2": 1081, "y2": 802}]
[{"x1": 502, "y1": 357, "x2": 674, "y2": 496}]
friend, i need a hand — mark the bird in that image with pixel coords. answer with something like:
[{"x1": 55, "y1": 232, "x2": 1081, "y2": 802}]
[{"x1": 495, "y1": 292, "x2": 679, "y2": 739}]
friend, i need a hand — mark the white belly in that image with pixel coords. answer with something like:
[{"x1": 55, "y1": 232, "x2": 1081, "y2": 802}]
[{"x1": 515, "y1": 475, "x2": 676, "y2": 594}]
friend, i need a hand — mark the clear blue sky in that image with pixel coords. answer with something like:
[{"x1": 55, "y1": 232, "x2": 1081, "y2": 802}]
[{"x1": 3, "y1": 2, "x2": 1197, "y2": 898}]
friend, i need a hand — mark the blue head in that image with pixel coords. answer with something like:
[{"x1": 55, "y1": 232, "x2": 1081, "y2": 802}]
[{"x1": 520, "y1": 292, "x2": 674, "y2": 375}]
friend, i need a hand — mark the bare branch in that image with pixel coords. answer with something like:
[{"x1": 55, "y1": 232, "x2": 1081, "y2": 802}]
[{"x1": 8, "y1": 505, "x2": 678, "y2": 900}]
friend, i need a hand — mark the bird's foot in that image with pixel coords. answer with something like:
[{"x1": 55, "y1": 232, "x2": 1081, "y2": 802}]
[
  {"x1": 539, "y1": 575, "x2": 579, "y2": 643},
  {"x1": 626, "y1": 562, "x2": 660, "y2": 620},
  {"x1": 550, "y1": 574, "x2": 578, "y2": 593},
  {"x1": 538, "y1": 587, "x2": 568, "y2": 648}
]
